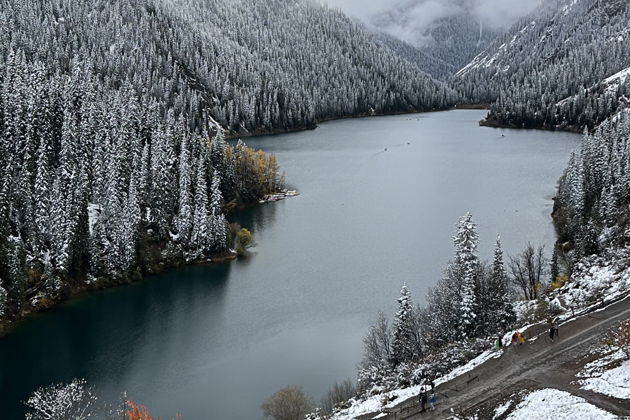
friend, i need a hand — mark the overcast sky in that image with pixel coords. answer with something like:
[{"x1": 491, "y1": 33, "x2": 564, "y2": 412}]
[{"x1": 321, "y1": 0, "x2": 539, "y2": 43}]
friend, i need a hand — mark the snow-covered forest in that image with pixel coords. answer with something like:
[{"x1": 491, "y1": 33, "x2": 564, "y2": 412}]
[
  {"x1": 0, "y1": 0, "x2": 462, "y2": 323},
  {"x1": 0, "y1": 0, "x2": 456, "y2": 137},
  {"x1": 0, "y1": 52, "x2": 284, "y2": 321},
  {"x1": 555, "y1": 108, "x2": 630, "y2": 268},
  {"x1": 453, "y1": 0, "x2": 630, "y2": 130}
]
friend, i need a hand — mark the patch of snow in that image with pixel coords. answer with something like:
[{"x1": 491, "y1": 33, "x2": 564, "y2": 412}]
[
  {"x1": 506, "y1": 388, "x2": 616, "y2": 419},
  {"x1": 577, "y1": 349, "x2": 627, "y2": 379},
  {"x1": 548, "y1": 250, "x2": 630, "y2": 323},
  {"x1": 493, "y1": 400, "x2": 512, "y2": 419},
  {"x1": 561, "y1": 0, "x2": 578, "y2": 17},
  {"x1": 578, "y1": 351, "x2": 630, "y2": 400},
  {"x1": 604, "y1": 66, "x2": 630, "y2": 86}
]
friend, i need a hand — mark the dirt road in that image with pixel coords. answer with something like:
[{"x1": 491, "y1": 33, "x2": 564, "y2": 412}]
[{"x1": 359, "y1": 295, "x2": 630, "y2": 419}]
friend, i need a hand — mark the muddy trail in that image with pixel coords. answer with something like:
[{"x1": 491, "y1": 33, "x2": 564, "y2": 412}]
[{"x1": 358, "y1": 295, "x2": 630, "y2": 420}]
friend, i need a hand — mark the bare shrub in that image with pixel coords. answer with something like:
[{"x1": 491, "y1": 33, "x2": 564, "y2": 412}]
[
  {"x1": 509, "y1": 244, "x2": 548, "y2": 300},
  {"x1": 261, "y1": 385, "x2": 314, "y2": 420},
  {"x1": 320, "y1": 379, "x2": 356, "y2": 415}
]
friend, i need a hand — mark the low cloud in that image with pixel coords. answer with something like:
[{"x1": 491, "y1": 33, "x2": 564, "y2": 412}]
[{"x1": 322, "y1": 0, "x2": 538, "y2": 45}]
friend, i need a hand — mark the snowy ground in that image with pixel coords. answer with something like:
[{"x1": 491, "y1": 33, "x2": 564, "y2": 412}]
[
  {"x1": 502, "y1": 389, "x2": 616, "y2": 420},
  {"x1": 577, "y1": 348, "x2": 630, "y2": 400},
  {"x1": 331, "y1": 350, "x2": 502, "y2": 419},
  {"x1": 546, "y1": 251, "x2": 630, "y2": 323}
]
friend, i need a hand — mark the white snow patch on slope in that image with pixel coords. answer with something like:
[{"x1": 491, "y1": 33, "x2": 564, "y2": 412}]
[
  {"x1": 604, "y1": 66, "x2": 630, "y2": 87},
  {"x1": 580, "y1": 360, "x2": 630, "y2": 399},
  {"x1": 506, "y1": 388, "x2": 616, "y2": 419},
  {"x1": 561, "y1": 0, "x2": 578, "y2": 17},
  {"x1": 578, "y1": 349, "x2": 630, "y2": 400},
  {"x1": 548, "y1": 251, "x2": 630, "y2": 322},
  {"x1": 493, "y1": 400, "x2": 512, "y2": 419}
]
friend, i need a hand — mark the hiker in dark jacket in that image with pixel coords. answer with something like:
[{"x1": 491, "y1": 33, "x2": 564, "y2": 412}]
[{"x1": 419, "y1": 388, "x2": 428, "y2": 412}]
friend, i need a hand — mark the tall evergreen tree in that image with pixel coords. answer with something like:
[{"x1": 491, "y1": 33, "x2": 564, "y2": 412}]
[
  {"x1": 390, "y1": 284, "x2": 419, "y2": 366},
  {"x1": 454, "y1": 212, "x2": 479, "y2": 336}
]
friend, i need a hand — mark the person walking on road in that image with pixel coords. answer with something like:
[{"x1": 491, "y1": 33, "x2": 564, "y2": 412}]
[
  {"x1": 419, "y1": 388, "x2": 428, "y2": 413},
  {"x1": 429, "y1": 392, "x2": 436, "y2": 410},
  {"x1": 517, "y1": 332, "x2": 525, "y2": 345}
]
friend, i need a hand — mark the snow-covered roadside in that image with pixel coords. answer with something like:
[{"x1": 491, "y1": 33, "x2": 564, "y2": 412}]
[
  {"x1": 504, "y1": 388, "x2": 616, "y2": 420},
  {"x1": 577, "y1": 348, "x2": 630, "y2": 400},
  {"x1": 331, "y1": 350, "x2": 502, "y2": 420},
  {"x1": 552, "y1": 255, "x2": 630, "y2": 319}
]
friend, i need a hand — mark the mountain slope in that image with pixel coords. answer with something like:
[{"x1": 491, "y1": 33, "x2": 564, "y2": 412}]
[
  {"x1": 0, "y1": 0, "x2": 456, "y2": 137},
  {"x1": 453, "y1": 0, "x2": 630, "y2": 130}
]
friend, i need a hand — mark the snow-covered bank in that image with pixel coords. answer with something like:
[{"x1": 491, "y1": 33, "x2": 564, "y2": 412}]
[
  {"x1": 503, "y1": 388, "x2": 616, "y2": 420},
  {"x1": 577, "y1": 348, "x2": 630, "y2": 400},
  {"x1": 329, "y1": 349, "x2": 502, "y2": 419}
]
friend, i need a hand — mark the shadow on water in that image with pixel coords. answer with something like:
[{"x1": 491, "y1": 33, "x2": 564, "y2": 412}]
[
  {"x1": 231, "y1": 199, "x2": 279, "y2": 233},
  {"x1": 0, "y1": 263, "x2": 232, "y2": 419}
]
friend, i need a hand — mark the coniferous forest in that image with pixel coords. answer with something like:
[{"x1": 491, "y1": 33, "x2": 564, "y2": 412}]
[{"x1": 0, "y1": 0, "x2": 459, "y2": 324}]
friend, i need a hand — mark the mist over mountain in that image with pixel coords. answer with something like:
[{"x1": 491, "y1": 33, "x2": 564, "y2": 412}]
[{"x1": 323, "y1": 0, "x2": 537, "y2": 79}]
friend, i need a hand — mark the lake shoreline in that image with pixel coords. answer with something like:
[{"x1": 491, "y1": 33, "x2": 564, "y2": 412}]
[
  {"x1": 479, "y1": 116, "x2": 585, "y2": 134},
  {"x1": 224, "y1": 105, "x2": 489, "y2": 140},
  {"x1": 0, "y1": 194, "x2": 285, "y2": 337}
]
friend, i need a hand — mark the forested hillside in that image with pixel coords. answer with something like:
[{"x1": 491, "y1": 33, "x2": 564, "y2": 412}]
[
  {"x1": 1, "y1": 0, "x2": 456, "y2": 137},
  {"x1": 0, "y1": 52, "x2": 285, "y2": 323},
  {"x1": 453, "y1": 0, "x2": 630, "y2": 130},
  {"x1": 554, "y1": 109, "x2": 630, "y2": 270}
]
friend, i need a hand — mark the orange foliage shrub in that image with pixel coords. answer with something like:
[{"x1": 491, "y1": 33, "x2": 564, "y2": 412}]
[{"x1": 126, "y1": 401, "x2": 182, "y2": 420}]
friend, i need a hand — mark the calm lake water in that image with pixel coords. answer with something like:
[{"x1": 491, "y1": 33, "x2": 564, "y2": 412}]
[{"x1": 0, "y1": 111, "x2": 580, "y2": 419}]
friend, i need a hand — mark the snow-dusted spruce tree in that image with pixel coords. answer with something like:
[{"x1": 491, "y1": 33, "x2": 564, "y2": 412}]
[
  {"x1": 475, "y1": 236, "x2": 515, "y2": 335},
  {"x1": 175, "y1": 134, "x2": 194, "y2": 247},
  {"x1": 453, "y1": 212, "x2": 480, "y2": 336},
  {"x1": 191, "y1": 156, "x2": 211, "y2": 257},
  {"x1": 209, "y1": 170, "x2": 228, "y2": 251},
  {"x1": 24, "y1": 378, "x2": 98, "y2": 420},
  {"x1": 390, "y1": 285, "x2": 420, "y2": 366}
]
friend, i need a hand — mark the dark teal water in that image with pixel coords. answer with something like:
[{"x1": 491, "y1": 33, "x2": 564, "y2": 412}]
[{"x1": 0, "y1": 111, "x2": 580, "y2": 419}]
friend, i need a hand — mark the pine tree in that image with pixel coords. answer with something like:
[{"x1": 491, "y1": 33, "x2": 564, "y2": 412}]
[
  {"x1": 454, "y1": 212, "x2": 479, "y2": 336},
  {"x1": 390, "y1": 284, "x2": 419, "y2": 366},
  {"x1": 209, "y1": 170, "x2": 227, "y2": 251},
  {"x1": 191, "y1": 157, "x2": 210, "y2": 256},
  {"x1": 478, "y1": 236, "x2": 515, "y2": 335},
  {"x1": 175, "y1": 134, "x2": 193, "y2": 246}
]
